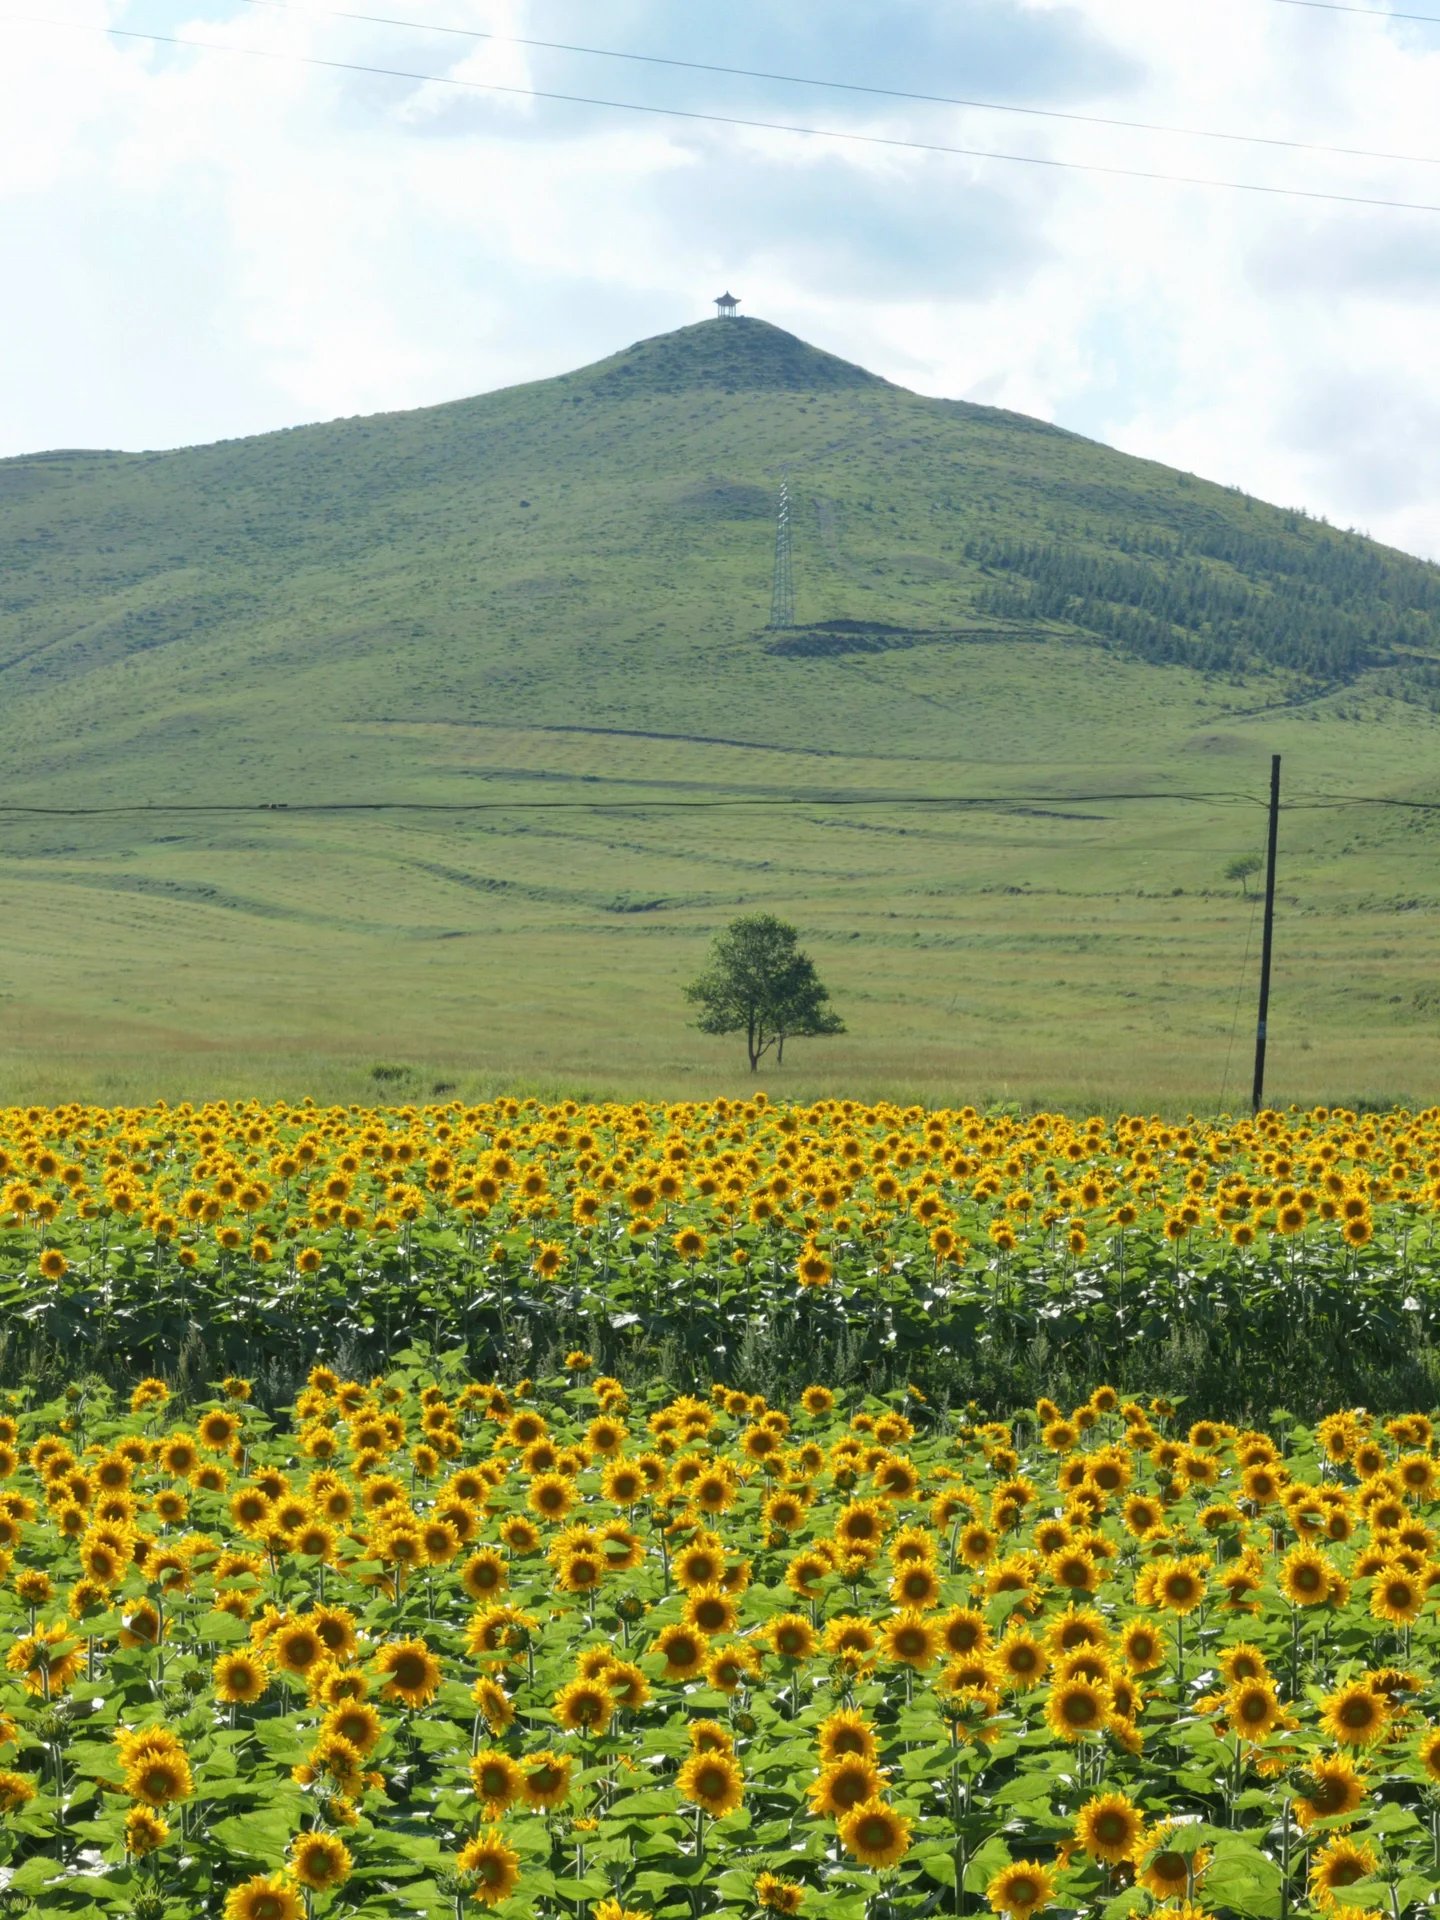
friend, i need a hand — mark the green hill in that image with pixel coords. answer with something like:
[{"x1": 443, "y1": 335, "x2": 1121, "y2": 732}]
[{"x1": 4, "y1": 315, "x2": 1440, "y2": 1108}]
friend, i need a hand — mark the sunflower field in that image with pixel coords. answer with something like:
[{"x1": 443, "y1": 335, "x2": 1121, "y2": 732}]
[
  {"x1": 5, "y1": 1364, "x2": 1440, "y2": 1917},
  {"x1": 3, "y1": 1099, "x2": 1440, "y2": 1412}
]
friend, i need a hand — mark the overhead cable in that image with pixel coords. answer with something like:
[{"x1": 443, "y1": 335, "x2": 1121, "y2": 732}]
[
  {"x1": 0, "y1": 790, "x2": 1270, "y2": 817},
  {"x1": 10, "y1": 16, "x2": 1440, "y2": 215},
  {"x1": 1265, "y1": 0, "x2": 1440, "y2": 24},
  {"x1": 235, "y1": 0, "x2": 1440, "y2": 169}
]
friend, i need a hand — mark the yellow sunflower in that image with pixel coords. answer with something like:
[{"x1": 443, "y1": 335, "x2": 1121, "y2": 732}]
[
  {"x1": 986, "y1": 1859, "x2": 1056, "y2": 1920},
  {"x1": 807, "y1": 1757, "x2": 888, "y2": 1818},
  {"x1": 1139, "y1": 1823, "x2": 1209, "y2": 1901},
  {"x1": 1044, "y1": 1677, "x2": 1109, "y2": 1742},
  {"x1": 290, "y1": 1833, "x2": 353, "y2": 1893},
  {"x1": 519, "y1": 1749, "x2": 573, "y2": 1810},
  {"x1": 654, "y1": 1624, "x2": 710, "y2": 1682},
  {"x1": 553, "y1": 1677, "x2": 615, "y2": 1735},
  {"x1": 214, "y1": 1653, "x2": 270, "y2": 1707},
  {"x1": 5, "y1": 1622, "x2": 84, "y2": 1695},
  {"x1": 1370, "y1": 1565, "x2": 1424, "y2": 1626},
  {"x1": 470, "y1": 1749, "x2": 524, "y2": 1813},
  {"x1": 817, "y1": 1709, "x2": 879, "y2": 1764},
  {"x1": 374, "y1": 1638, "x2": 442, "y2": 1709},
  {"x1": 321, "y1": 1701, "x2": 383, "y2": 1756},
  {"x1": 882, "y1": 1610, "x2": 939, "y2": 1670},
  {"x1": 1074, "y1": 1791, "x2": 1144, "y2": 1865},
  {"x1": 123, "y1": 1805, "x2": 169, "y2": 1856},
  {"x1": 456, "y1": 1830, "x2": 522, "y2": 1908},
  {"x1": 766, "y1": 1613, "x2": 818, "y2": 1662},
  {"x1": 1227, "y1": 1679, "x2": 1284, "y2": 1741},
  {"x1": 123, "y1": 1750, "x2": 194, "y2": 1808},
  {"x1": 755, "y1": 1873, "x2": 807, "y2": 1913},
  {"x1": 1320, "y1": 1684, "x2": 1389, "y2": 1750},
  {"x1": 1119, "y1": 1618, "x2": 1166, "y2": 1674},
  {"x1": 676, "y1": 1749, "x2": 744, "y2": 1819},
  {"x1": 222, "y1": 1873, "x2": 304, "y2": 1920},
  {"x1": 1309, "y1": 1835, "x2": 1379, "y2": 1912},
  {"x1": 1281, "y1": 1545, "x2": 1336, "y2": 1608},
  {"x1": 838, "y1": 1798, "x2": 913, "y2": 1871},
  {"x1": 1294, "y1": 1753, "x2": 1367, "y2": 1830}
]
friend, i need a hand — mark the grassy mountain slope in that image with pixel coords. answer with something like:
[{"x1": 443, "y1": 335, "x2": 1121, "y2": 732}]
[{"x1": 3, "y1": 317, "x2": 1440, "y2": 1107}]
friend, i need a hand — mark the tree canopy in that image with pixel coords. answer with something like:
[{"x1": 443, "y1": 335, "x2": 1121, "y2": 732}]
[{"x1": 684, "y1": 914, "x2": 844, "y2": 1072}]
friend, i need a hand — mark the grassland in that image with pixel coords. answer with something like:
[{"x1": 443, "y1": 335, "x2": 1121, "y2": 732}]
[{"x1": 3, "y1": 319, "x2": 1440, "y2": 1108}]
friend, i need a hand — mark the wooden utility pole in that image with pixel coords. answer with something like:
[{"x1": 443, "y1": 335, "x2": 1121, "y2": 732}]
[{"x1": 1251, "y1": 754, "x2": 1281, "y2": 1114}]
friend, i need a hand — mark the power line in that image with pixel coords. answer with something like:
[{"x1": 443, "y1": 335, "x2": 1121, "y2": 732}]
[
  {"x1": 13, "y1": 16, "x2": 1440, "y2": 217},
  {"x1": 1265, "y1": 0, "x2": 1440, "y2": 23},
  {"x1": 1286, "y1": 792, "x2": 1440, "y2": 809},
  {"x1": 4, "y1": 788, "x2": 1435, "y2": 817},
  {"x1": 236, "y1": 0, "x2": 1440, "y2": 170},
  {"x1": 0, "y1": 790, "x2": 1270, "y2": 818}
]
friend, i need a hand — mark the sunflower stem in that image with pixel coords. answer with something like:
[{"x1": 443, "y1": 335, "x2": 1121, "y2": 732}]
[
  {"x1": 1174, "y1": 1611, "x2": 1185, "y2": 1700},
  {"x1": 1279, "y1": 1796, "x2": 1292, "y2": 1920}
]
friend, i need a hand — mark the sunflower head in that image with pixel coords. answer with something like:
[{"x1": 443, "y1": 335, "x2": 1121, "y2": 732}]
[
  {"x1": 222, "y1": 1871, "x2": 305, "y2": 1920},
  {"x1": 455, "y1": 1830, "x2": 522, "y2": 1909},
  {"x1": 807, "y1": 1757, "x2": 887, "y2": 1818},
  {"x1": 677, "y1": 1749, "x2": 745, "y2": 1819},
  {"x1": 290, "y1": 1832, "x2": 353, "y2": 1892},
  {"x1": 838, "y1": 1797, "x2": 913, "y2": 1871},
  {"x1": 1139, "y1": 1822, "x2": 1210, "y2": 1900},
  {"x1": 1309, "y1": 1835, "x2": 1379, "y2": 1912},
  {"x1": 986, "y1": 1859, "x2": 1057, "y2": 1920},
  {"x1": 124, "y1": 1806, "x2": 169, "y2": 1857},
  {"x1": 469, "y1": 1748, "x2": 523, "y2": 1812},
  {"x1": 1321, "y1": 1684, "x2": 1389, "y2": 1749},
  {"x1": 1294, "y1": 1754, "x2": 1367, "y2": 1831},
  {"x1": 818, "y1": 1709, "x2": 878, "y2": 1765},
  {"x1": 375, "y1": 1638, "x2": 442, "y2": 1708},
  {"x1": 553, "y1": 1677, "x2": 615, "y2": 1734},
  {"x1": 520, "y1": 1749, "x2": 573, "y2": 1810},
  {"x1": 1075, "y1": 1791, "x2": 1144, "y2": 1865},
  {"x1": 755, "y1": 1873, "x2": 807, "y2": 1914}
]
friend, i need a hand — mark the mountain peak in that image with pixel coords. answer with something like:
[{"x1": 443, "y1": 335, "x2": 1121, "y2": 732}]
[{"x1": 577, "y1": 317, "x2": 889, "y2": 398}]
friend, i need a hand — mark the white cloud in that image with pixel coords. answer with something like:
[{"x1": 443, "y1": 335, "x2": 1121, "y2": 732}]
[{"x1": 1, "y1": 0, "x2": 1438, "y2": 555}]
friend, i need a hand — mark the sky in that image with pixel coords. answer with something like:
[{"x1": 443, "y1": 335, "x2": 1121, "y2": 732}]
[{"x1": 4, "y1": 0, "x2": 1440, "y2": 559}]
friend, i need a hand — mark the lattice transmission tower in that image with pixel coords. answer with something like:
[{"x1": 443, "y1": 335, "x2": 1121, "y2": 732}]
[{"x1": 768, "y1": 478, "x2": 795, "y2": 629}]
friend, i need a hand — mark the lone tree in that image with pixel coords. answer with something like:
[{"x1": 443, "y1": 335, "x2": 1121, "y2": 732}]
[
  {"x1": 1225, "y1": 853, "x2": 1263, "y2": 897},
  {"x1": 685, "y1": 914, "x2": 844, "y2": 1073}
]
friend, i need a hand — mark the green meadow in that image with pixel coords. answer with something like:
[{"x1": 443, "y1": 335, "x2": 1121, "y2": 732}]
[{"x1": 3, "y1": 319, "x2": 1439, "y2": 1109}]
